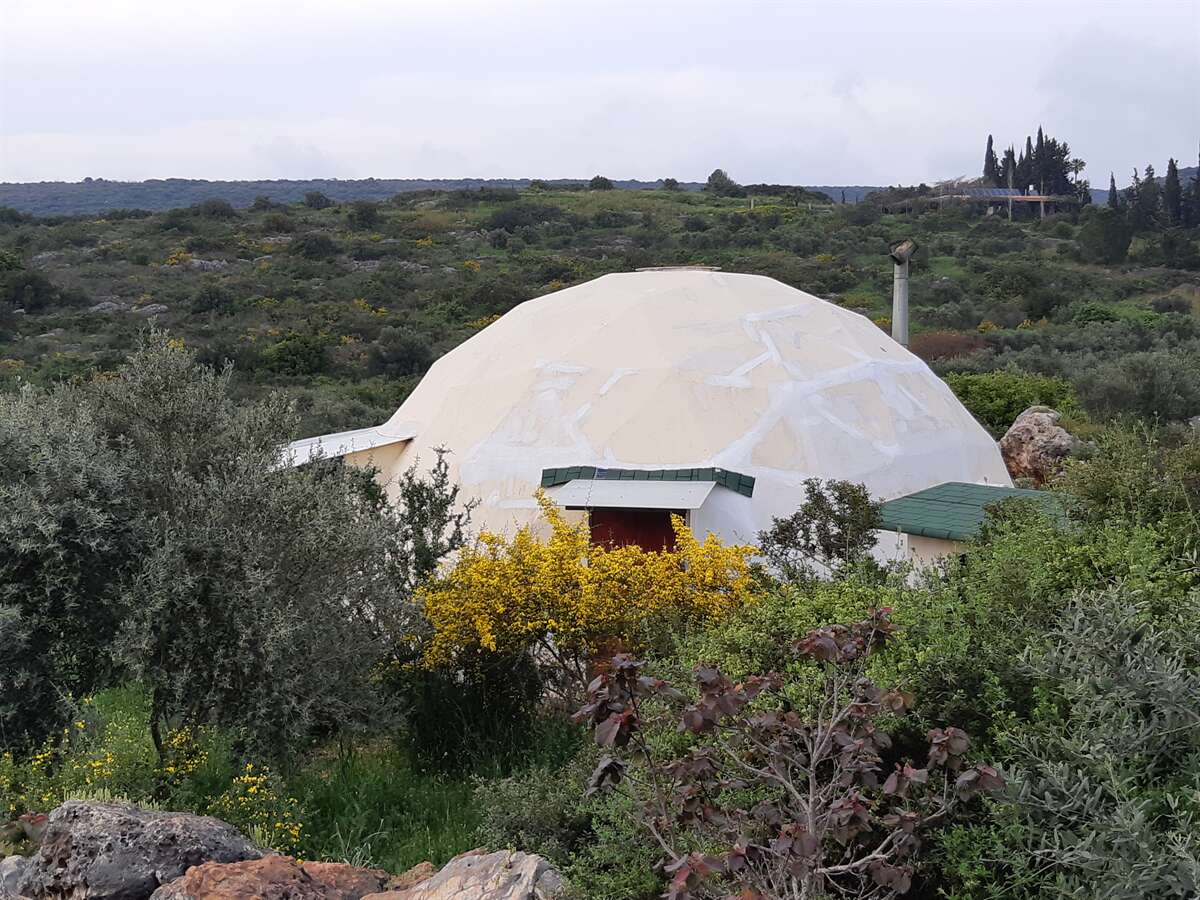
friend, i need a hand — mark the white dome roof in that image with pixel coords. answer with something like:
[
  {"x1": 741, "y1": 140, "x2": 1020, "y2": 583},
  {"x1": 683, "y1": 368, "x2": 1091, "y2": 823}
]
[{"x1": 379, "y1": 270, "x2": 1010, "y2": 543}]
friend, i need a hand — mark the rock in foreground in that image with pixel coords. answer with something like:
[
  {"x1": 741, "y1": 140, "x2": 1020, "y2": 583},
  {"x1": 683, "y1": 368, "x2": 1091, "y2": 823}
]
[
  {"x1": 17, "y1": 801, "x2": 262, "y2": 900},
  {"x1": 150, "y1": 856, "x2": 393, "y2": 899},
  {"x1": 1, "y1": 855, "x2": 28, "y2": 898},
  {"x1": 363, "y1": 849, "x2": 562, "y2": 900}
]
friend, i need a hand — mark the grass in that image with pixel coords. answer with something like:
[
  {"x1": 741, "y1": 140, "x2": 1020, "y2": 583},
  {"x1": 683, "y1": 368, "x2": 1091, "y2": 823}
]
[
  {"x1": 290, "y1": 718, "x2": 582, "y2": 872},
  {"x1": 291, "y1": 743, "x2": 480, "y2": 871}
]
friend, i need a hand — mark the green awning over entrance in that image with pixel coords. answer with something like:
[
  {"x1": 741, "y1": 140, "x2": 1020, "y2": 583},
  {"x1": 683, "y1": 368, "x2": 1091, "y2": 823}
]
[{"x1": 540, "y1": 466, "x2": 755, "y2": 498}]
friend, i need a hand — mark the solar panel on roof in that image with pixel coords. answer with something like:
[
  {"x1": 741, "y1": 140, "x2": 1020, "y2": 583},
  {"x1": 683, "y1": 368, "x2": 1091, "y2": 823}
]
[{"x1": 960, "y1": 187, "x2": 1020, "y2": 198}]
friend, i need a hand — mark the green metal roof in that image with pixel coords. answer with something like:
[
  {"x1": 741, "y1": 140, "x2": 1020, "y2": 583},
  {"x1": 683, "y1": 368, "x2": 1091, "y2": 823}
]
[
  {"x1": 541, "y1": 466, "x2": 755, "y2": 498},
  {"x1": 879, "y1": 481, "x2": 1063, "y2": 541}
]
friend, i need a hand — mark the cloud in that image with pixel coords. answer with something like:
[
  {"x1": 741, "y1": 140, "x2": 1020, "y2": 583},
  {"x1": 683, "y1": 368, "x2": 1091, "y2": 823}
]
[
  {"x1": 1037, "y1": 30, "x2": 1200, "y2": 182},
  {"x1": 1, "y1": 0, "x2": 1196, "y2": 184}
]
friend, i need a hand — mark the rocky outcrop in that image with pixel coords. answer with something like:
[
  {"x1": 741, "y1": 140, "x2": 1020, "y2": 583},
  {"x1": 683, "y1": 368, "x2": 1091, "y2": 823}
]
[
  {"x1": 383, "y1": 864, "x2": 435, "y2": 892},
  {"x1": 187, "y1": 260, "x2": 228, "y2": 272},
  {"x1": 17, "y1": 801, "x2": 262, "y2": 900},
  {"x1": 1, "y1": 855, "x2": 28, "y2": 898},
  {"x1": 363, "y1": 849, "x2": 562, "y2": 900},
  {"x1": 999, "y1": 406, "x2": 1082, "y2": 484},
  {"x1": 158, "y1": 259, "x2": 229, "y2": 273},
  {"x1": 149, "y1": 856, "x2": 393, "y2": 900},
  {"x1": 9, "y1": 801, "x2": 561, "y2": 900}
]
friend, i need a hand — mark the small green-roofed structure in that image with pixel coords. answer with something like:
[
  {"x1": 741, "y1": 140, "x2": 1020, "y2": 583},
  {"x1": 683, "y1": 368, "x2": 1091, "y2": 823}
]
[{"x1": 880, "y1": 481, "x2": 1064, "y2": 542}]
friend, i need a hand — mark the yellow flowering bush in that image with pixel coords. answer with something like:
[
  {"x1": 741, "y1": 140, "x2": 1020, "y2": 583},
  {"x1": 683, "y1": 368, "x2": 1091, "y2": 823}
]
[
  {"x1": 466, "y1": 314, "x2": 501, "y2": 330},
  {"x1": 210, "y1": 763, "x2": 304, "y2": 854},
  {"x1": 0, "y1": 690, "x2": 229, "y2": 819},
  {"x1": 421, "y1": 493, "x2": 754, "y2": 686},
  {"x1": 0, "y1": 752, "x2": 18, "y2": 819}
]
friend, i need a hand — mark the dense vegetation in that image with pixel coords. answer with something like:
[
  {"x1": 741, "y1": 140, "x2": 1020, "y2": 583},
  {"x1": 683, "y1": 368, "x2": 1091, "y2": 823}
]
[
  {"x1": 2, "y1": 169, "x2": 1198, "y2": 439},
  {"x1": 2, "y1": 168, "x2": 1199, "y2": 897},
  {"x1": 2, "y1": 334, "x2": 1197, "y2": 896}
]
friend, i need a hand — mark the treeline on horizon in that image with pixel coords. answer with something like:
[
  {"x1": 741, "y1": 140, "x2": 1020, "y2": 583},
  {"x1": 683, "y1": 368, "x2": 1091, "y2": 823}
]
[{"x1": 0, "y1": 173, "x2": 881, "y2": 217}]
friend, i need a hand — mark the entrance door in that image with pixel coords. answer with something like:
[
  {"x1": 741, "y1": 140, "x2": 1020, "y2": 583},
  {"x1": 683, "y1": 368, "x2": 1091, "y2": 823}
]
[{"x1": 589, "y1": 508, "x2": 683, "y2": 551}]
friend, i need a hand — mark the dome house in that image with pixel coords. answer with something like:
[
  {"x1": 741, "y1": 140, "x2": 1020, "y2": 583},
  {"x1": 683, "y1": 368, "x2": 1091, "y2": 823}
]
[{"x1": 290, "y1": 269, "x2": 1012, "y2": 555}]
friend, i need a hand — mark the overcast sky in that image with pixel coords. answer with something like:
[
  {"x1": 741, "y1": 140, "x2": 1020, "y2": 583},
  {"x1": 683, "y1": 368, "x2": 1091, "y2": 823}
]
[{"x1": 1, "y1": 0, "x2": 1196, "y2": 187}]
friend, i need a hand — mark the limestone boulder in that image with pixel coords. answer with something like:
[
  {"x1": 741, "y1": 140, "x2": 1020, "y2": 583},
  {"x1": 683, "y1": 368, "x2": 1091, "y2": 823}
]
[
  {"x1": 17, "y1": 801, "x2": 262, "y2": 900},
  {"x1": 150, "y1": 855, "x2": 392, "y2": 900},
  {"x1": 1, "y1": 855, "x2": 29, "y2": 898},
  {"x1": 999, "y1": 406, "x2": 1082, "y2": 484},
  {"x1": 362, "y1": 849, "x2": 562, "y2": 900}
]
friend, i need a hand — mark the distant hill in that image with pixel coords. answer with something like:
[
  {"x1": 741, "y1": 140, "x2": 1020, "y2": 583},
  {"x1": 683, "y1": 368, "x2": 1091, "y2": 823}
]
[
  {"x1": 0, "y1": 178, "x2": 673, "y2": 216},
  {"x1": 0, "y1": 177, "x2": 869, "y2": 216}
]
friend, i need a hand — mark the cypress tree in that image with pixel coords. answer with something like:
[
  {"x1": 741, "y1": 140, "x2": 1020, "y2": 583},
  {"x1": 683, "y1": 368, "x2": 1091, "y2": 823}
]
[
  {"x1": 984, "y1": 135, "x2": 1000, "y2": 185},
  {"x1": 1035, "y1": 126, "x2": 1046, "y2": 194},
  {"x1": 1163, "y1": 158, "x2": 1182, "y2": 226},
  {"x1": 1002, "y1": 147, "x2": 1018, "y2": 187},
  {"x1": 1017, "y1": 136, "x2": 1034, "y2": 193},
  {"x1": 1187, "y1": 145, "x2": 1200, "y2": 228},
  {"x1": 1131, "y1": 164, "x2": 1161, "y2": 231},
  {"x1": 1108, "y1": 172, "x2": 1120, "y2": 211}
]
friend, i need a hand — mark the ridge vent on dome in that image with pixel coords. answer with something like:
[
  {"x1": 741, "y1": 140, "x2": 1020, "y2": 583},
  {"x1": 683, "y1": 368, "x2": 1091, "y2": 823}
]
[{"x1": 634, "y1": 265, "x2": 722, "y2": 272}]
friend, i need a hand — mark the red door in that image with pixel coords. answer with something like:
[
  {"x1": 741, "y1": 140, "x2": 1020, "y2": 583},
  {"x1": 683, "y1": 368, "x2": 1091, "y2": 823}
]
[{"x1": 589, "y1": 508, "x2": 682, "y2": 551}]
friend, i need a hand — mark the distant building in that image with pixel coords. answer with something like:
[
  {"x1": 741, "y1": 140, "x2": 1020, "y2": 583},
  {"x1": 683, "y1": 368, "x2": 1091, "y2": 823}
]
[
  {"x1": 289, "y1": 270, "x2": 1011, "y2": 563},
  {"x1": 885, "y1": 185, "x2": 1080, "y2": 218}
]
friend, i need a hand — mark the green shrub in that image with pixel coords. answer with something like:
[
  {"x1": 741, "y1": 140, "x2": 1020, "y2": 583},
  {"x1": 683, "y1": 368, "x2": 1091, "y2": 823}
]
[
  {"x1": 1075, "y1": 350, "x2": 1200, "y2": 421},
  {"x1": 261, "y1": 212, "x2": 296, "y2": 233},
  {"x1": 944, "y1": 368, "x2": 1080, "y2": 434},
  {"x1": 1077, "y1": 205, "x2": 1133, "y2": 263},
  {"x1": 193, "y1": 199, "x2": 237, "y2": 220},
  {"x1": 756, "y1": 477, "x2": 882, "y2": 582},
  {"x1": 475, "y1": 746, "x2": 661, "y2": 900},
  {"x1": 346, "y1": 201, "x2": 382, "y2": 231},
  {"x1": 1, "y1": 269, "x2": 58, "y2": 311},
  {"x1": 289, "y1": 232, "x2": 338, "y2": 259},
  {"x1": 368, "y1": 326, "x2": 433, "y2": 377},
  {"x1": 261, "y1": 331, "x2": 329, "y2": 375},
  {"x1": 1071, "y1": 300, "x2": 1119, "y2": 324},
  {"x1": 938, "y1": 588, "x2": 1200, "y2": 899},
  {"x1": 404, "y1": 653, "x2": 545, "y2": 772}
]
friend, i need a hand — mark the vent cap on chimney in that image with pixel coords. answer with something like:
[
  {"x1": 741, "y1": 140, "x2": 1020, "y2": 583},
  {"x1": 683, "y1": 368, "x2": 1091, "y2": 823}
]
[{"x1": 889, "y1": 238, "x2": 917, "y2": 264}]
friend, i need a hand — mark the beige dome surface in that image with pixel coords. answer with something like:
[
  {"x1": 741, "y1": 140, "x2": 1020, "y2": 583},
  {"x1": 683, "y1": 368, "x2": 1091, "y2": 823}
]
[{"x1": 375, "y1": 270, "x2": 1010, "y2": 544}]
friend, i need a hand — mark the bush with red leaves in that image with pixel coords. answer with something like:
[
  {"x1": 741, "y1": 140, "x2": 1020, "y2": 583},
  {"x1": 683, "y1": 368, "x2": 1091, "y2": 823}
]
[{"x1": 573, "y1": 609, "x2": 1004, "y2": 900}]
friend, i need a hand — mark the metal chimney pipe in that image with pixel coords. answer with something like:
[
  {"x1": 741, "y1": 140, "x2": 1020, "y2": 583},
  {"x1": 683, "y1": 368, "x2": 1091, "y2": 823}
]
[{"x1": 888, "y1": 238, "x2": 917, "y2": 347}]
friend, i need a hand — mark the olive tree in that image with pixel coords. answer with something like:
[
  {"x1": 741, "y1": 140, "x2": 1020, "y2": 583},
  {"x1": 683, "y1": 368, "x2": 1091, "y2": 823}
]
[
  {"x1": 0, "y1": 387, "x2": 135, "y2": 749},
  {"x1": 1, "y1": 334, "x2": 467, "y2": 760}
]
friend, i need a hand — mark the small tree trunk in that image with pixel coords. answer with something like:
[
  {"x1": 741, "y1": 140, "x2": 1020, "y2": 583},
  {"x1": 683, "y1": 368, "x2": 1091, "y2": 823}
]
[{"x1": 149, "y1": 690, "x2": 165, "y2": 762}]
